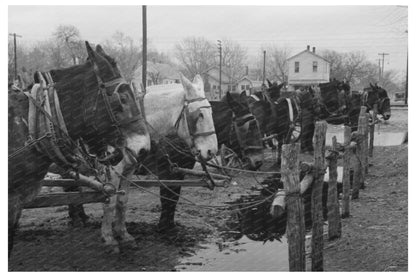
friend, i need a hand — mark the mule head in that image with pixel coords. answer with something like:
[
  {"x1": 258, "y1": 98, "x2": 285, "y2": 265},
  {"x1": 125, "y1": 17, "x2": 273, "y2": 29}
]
[
  {"x1": 85, "y1": 41, "x2": 150, "y2": 160},
  {"x1": 180, "y1": 73, "x2": 218, "y2": 161},
  {"x1": 364, "y1": 85, "x2": 391, "y2": 120},
  {"x1": 226, "y1": 91, "x2": 264, "y2": 170}
]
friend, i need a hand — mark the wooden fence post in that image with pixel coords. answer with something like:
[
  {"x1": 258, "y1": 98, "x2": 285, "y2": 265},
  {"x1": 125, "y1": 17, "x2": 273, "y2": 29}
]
[
  {"x1": 342, "y1": 126, "x2": 352, "y2": 217},
  {"x1": 352, "y1": 107, "x2": 367, "y2": 199},
  {"x1": 281, "y1": 142, "x2": 305, "y2": 271},
  {"x1": 311, "y1": 121, "x2": 327, "y2": 271},
  {"x1": 369, "y1": 104, "x2": 378, "y2": 157},
  {"x1": 364, "y1": 112, "x2": 369, "y2": 174},
  {"x1": 327, "y1": 136, "x2": 341, "y2": 240}
]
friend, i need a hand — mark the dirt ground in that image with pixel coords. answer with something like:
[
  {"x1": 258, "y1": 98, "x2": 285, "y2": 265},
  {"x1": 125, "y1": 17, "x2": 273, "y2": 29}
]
[{"x1": 9, "y1": 108, "x2": 408, "y2": 271}]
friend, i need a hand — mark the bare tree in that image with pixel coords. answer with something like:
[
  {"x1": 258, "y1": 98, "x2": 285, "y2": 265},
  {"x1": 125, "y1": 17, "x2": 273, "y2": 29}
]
[
  {"x1": 53, "y1": 25, "x2": 85, "y2": 65},
  {"x1": 322, "y1": 50, "x2": 346, "y2": 80},
  {"x1": 255, "y1": 44, "x2": 291, "y2": 83},
  {"x1": 174, "y1": 37, "x2": 216, "y2": 78},
  {"x1": 103, "y1": 31, "x2": 141, "y2": 81},
  {"x1": 220, "y1": 39, "x2": 248, "y2": 83}
]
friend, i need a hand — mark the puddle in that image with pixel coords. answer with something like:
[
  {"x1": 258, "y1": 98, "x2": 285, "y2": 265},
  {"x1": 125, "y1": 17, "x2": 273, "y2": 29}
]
[
  {"x1": 176, "y1": 235, "x2": 289, "y2": 271},
  {"x1": 326, "y1": 131, "x2": 406, "y2": 146},
  {"x1": 175, "y1": 174, "x2": 333, "y2": 271},
  {"x1": 176, "y1": 178, "x2": 290, "y2": 271}
]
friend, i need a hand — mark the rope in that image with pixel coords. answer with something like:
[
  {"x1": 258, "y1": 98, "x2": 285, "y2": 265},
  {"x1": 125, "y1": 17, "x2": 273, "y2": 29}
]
[{"x1": 116, "y1": 170, "x2": 277, "y2": 211}]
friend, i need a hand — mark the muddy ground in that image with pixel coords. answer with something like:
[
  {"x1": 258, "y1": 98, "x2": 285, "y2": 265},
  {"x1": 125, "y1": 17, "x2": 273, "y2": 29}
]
[{"x1": 9, "y1": 108, "x2": 407, "y2": 271}]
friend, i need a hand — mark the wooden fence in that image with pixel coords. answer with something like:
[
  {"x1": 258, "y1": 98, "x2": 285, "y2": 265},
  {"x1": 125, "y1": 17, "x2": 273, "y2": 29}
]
[{"x1": 278, "y1": 106, "x2": 374, "y2": 271}]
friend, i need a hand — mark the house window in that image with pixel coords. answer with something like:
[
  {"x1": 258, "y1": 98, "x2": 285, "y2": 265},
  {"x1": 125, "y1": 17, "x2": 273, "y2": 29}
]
[
  {"x1": 232, "y1": 85, "x2": 236, "y2": 91},
  {"x1": 212, "y1": 85, "x2": 217, "y2": 90},
  {"x1": 313, "y1": 61, "x2": 318, "y2": 72},
  {"x1": 295, "y1": 62, "x2": 300, "y2": 73}
]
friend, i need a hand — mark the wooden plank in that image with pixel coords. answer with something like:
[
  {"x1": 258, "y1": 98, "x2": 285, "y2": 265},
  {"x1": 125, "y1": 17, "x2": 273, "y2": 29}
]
[
  {"x1": 24, "y1": 192, "x2": 108, "y2": 209},
  {"x1": 342, "y1": 126, "x2": 352, "y2": 218},
  {"x1": 131, "y1": 179, "x2": 227, "y2": 188},
  {"x1": 311, "y1": 120, "x2": 327, "y2": 271},
  {"x1": 281, "y1": 142, "x2": 305, "y2": 271},
  {"x1": 41, "y1": 179, "x2": 227, "y2": 188},
  {"x1": 327, "y1": 136, "x2": 341, "y2": 240}
]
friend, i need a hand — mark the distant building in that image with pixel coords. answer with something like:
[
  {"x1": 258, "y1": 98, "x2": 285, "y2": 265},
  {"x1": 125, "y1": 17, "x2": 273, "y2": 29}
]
[
  {"x1": 201, "y1": 66, "x2": 235, "y2": 100},
  {"x1": 287, "y1": 45, "x2": 330, "y2": 90}
]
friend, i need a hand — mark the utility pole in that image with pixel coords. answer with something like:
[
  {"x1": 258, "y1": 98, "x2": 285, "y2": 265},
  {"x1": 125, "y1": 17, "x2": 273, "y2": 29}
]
[
  {"x1": 376, "y1": 58, "x2": 382, "y2": 83},
  {"x1": 263, "y1": 50, "x2": 266, "y2": 86},
  {"x1": 217, "y1": 40, "x2": 222, "y2": 99},
  {"x1": 142, "y1": 5, "x2": 147, "y2": 92},
  {"x1": 405, "y1": 50, "x2": 408, "y2": 105},
  {"x1": 378, "y1": 52, "x2": 389, "y2": 81},
  {"x1": 9, "y1": 33, "x2": 22, "y2": 81}
]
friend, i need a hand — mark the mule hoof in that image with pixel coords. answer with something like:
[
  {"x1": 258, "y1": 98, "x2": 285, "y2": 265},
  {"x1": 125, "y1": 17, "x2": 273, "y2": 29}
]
[
  {"x1": 120, "y1": 239, "x2": 138, "y2": 249},
  {"x1": 157, "y1": 222, "x2": 178, "y2": 233}
]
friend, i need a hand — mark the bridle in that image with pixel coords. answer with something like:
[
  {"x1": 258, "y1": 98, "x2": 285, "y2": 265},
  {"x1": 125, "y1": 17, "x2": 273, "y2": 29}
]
[
  {"x1": 174, "y1": 97, "x2": 216, "y2": 145},
  {"x1": 232, "y1": 112, "x2": 263, "y2": 157},
  {"x1": 363, "y1": 88, "x2": 390, "y2": 114},
  {"x1": 84, "y1": 62, "x2": 143, "y2": 144}
]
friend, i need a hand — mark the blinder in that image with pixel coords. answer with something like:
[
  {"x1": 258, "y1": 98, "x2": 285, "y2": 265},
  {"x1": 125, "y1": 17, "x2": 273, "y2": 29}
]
[{"x1": 233, "y1": 113, "x2": 263, "y2": 155}]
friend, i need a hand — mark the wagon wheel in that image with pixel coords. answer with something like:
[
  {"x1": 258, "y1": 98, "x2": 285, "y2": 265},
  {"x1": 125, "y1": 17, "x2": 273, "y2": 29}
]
[
  {"x1": 220, "y1": 144, "x2": 243, "y2": 169},
  {"x1": 290, "y1": 117, "x2": 302, "y2": 142}
]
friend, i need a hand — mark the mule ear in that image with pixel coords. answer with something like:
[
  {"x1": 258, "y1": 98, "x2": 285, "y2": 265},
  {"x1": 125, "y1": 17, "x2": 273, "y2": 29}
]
[
  {"x1": 85, "y1": 41, "x2": 95, "y2": 60},
  {"x1": 369, "y1": 82, "x2": 374, "y2": 88},
  {"x1": 179, "y1": 73, "x2": 193, "y2": 92},
  {"x1": 277, "y1": 82, "x2": 285, "y2": 90},
  {"x1": 226, "y1": 91, "x2": 236, "y2": 106},
  {"x1": 267, "y1": 79, "x2": 273, "y2": 87},
  {"x1": 95, "y1": 44, "x2": 106, "y2": 56},
  {"x1": 192, "y1": 74, "x2": 204, "y2": 91}
]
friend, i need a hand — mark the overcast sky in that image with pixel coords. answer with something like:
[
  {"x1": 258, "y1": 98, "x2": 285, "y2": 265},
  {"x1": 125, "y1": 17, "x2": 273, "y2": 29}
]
[{"x1": 8, "y1": 5, "x2": 408, "y2": 78}]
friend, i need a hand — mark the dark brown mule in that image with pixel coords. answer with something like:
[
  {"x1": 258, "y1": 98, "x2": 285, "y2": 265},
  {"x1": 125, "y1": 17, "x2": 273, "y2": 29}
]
[{"x1": 8, "y1": 42, "x2": 150, "y2": 256}]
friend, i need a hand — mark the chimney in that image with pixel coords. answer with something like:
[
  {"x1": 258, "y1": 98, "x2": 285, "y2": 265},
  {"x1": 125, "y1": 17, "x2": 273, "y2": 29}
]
[
  {"x1": 245, "y1": 65, "x2": 249, "y2": 76},
  {"x1": 312, "y1": 47, "x2": 316, "y2": 53},
  {"x1": 307, "y1": 45, "x2": 310, "y2": 51}
]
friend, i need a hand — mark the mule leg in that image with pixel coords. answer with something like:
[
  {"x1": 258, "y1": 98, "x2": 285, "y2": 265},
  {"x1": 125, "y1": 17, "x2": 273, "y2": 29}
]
[
  {"x1": 101, "y1": 195, "x2": 119, "y2": 253},
  {"x1": 8, "y1": 194, "x2": 23, "y2": 257},
  {"x1": 158, "y1": 185, "x2": 182, "y2": 232},
  {"x1": 114, "y1": 176, "x2": 137, "y2": 247}
]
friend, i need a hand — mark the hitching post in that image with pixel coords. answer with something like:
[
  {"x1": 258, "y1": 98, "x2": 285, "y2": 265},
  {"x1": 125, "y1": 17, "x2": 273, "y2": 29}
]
[
  {"x1": 342, "y1": 126, "x2": 352, "y2": 218},
  {"x1": 281, "y1": 142, "x2": 305, "y2": 271},
  {"x1": 327, "y1": 136, "x2": 341, "y2": 240},
  {"x1": 311, "y1": 121, "x2": 327, "y2": 271},
  {"x1": 369, "y1": 104, "x2": 378, "y2": 158}
]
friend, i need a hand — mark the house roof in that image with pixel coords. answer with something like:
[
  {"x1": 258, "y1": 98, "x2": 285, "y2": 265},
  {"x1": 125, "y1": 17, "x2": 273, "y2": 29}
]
[
  {"x1": 202, "y1": 66, "x2": 232, "y2": 84},
  {"x1": 287, "y1": 49, "x2": 330, "y2": 63}
]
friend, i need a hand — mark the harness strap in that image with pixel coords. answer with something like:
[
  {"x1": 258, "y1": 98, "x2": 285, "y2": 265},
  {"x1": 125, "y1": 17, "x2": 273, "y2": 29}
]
[{"x1": 286, "y1": 98, "x2": 294, "y2": 122}]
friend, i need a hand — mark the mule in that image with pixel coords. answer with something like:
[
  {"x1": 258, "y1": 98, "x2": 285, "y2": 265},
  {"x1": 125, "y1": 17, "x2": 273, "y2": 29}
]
[
  {"x1": 8, "y1": 42, "x2": 150, "y2": 256},
  {"x1": 210, "y1": 91, "x2": 264, "y2": 170},
  {"x1": 100, "y1": 74, "x2": 218, "y2": 243},
  {"x1": 362, "y1": 83, "x2": 391, "y2": 121},
  {"x1": 247, "y1": 80, "x2": 300, "y2": 165}
]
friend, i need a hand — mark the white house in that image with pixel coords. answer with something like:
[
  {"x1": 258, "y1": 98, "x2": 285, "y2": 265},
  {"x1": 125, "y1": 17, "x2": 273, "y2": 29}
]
[
  {"x1": 134, "y1": 62, "x2": 181, "y2": 87},
  {"x1": 287, "y1": 45, "x2": 330, "y2": 90},
  {"x1": 202, "y1": 66, "x2": 235, "y2": 100}
]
